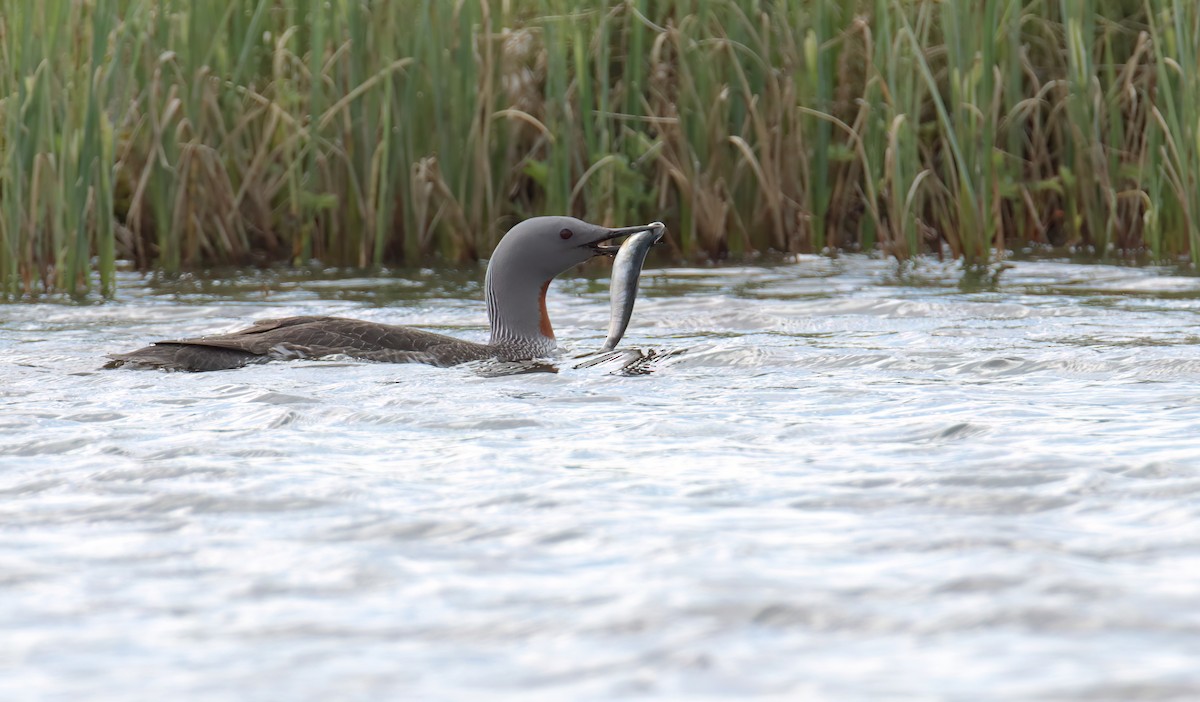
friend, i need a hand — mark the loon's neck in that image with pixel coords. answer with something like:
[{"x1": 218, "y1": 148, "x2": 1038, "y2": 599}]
[{"x1": 484, "y1": 256, "x2": 558, "y2": 361}]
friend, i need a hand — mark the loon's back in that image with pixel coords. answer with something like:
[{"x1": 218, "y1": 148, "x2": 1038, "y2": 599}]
[{"x1": 104, "y1": 316, "x2": 495, "y2": 371}]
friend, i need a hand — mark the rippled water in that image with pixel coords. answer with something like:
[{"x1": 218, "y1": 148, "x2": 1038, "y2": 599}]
[{"x1": 4, "y1": 256, "x2": 1200, "y2": 700}]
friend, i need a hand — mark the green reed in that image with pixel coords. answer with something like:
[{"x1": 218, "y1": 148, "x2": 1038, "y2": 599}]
[{"x1": 2, "y1": 0, "x2": 1200, "y2": 297}]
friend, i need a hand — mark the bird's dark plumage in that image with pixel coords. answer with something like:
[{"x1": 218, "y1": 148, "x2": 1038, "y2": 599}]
[{"x1": 104, "y1": 316, "x2": 495, "y2": 371}]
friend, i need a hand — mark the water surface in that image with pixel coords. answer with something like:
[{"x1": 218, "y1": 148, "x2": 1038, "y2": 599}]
[{"x1": 3, "y1": 256, "x2": 1200, "y2": 700}]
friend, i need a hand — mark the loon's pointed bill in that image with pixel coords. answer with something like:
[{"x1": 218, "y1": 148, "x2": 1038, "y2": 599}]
[
  {"x1": 587, "y1": 222, "x2": 664, "y2": 256},
  {"x1": 601, "y1": 222, "x2": 665, "y2": 352}
]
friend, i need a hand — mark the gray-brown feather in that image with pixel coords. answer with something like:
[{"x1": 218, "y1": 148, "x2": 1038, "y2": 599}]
[{"x1": 105, "y1": 316, "x2": 495, "y2": 371}]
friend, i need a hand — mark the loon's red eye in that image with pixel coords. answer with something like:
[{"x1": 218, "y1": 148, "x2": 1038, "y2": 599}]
[{"x1": 560, "y1": 228, "x2": 573, "y2": 240}]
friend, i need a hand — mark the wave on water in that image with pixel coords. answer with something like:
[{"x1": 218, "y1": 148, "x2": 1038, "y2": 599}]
[{"x1": 4, "y1": 256, "x2": 1200, "y2": 700}]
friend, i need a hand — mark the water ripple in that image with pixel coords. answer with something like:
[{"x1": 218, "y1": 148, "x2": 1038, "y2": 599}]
[{"x1": 3, "y1": 257, "x2": 1200, "y2": 699}]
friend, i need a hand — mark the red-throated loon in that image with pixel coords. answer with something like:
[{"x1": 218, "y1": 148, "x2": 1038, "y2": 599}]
[{"x1": 105, "y1": 217, "x2": 661, "y2": 371}]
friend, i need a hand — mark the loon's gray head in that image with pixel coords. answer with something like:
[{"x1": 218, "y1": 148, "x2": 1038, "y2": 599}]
[{"x1": 484, "y1": 217, "x2": 660, "y2": 358}]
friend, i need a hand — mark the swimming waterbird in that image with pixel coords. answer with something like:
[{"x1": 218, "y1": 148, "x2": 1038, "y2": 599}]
[{"x1": 106, "y1": 217, "x2": 663, "y2": 371}]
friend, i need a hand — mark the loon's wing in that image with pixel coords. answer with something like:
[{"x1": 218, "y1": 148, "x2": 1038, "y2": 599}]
[{"x1": 105, "y1": 316, "x2": 492, "y2": 371}]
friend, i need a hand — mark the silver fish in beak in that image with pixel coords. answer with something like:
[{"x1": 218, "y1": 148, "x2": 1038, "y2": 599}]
[{"x1": 601, "y1": 222, "x2": 665, "y2": 352}]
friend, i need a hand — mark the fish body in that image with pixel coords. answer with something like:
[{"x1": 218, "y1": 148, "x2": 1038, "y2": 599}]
[{"x1": 601, "y1": 222, "x2": 665, "y2": 351}]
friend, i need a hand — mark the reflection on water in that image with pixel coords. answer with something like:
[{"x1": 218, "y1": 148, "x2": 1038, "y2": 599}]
[{"x1": 3, "y1": 256, "x2": 1200, "y2": 700}]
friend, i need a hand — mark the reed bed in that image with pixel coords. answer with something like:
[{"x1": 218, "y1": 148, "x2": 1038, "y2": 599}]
[{"x1": 1, "y1": 0, "x2": 1198, "y2": 297}]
